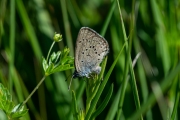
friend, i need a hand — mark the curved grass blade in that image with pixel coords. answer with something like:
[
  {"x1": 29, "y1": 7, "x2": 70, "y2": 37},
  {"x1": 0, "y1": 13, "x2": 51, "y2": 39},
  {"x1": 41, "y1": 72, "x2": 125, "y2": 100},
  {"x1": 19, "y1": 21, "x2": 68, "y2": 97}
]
[{"x1": 90, "y1": 84, "x2": 114, "y2": 120}]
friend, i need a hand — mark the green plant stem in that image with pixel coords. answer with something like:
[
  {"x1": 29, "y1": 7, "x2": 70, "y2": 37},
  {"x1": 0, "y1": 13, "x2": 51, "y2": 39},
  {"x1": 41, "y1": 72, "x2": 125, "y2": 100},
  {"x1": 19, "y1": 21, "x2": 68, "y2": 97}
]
[
  {"x1": 23, "y1": 75, "x2": 46, "y2": 105},
  {"x1": 115, "y1": 0, "x2": 128, "y2": 119},
  {"x1": 46, "y1": 41, "x2": 55, "y2": 61},
  {"x1": 60, "y1": 0, "x2": 74, "y2": 56},
  {"x1": 129, "y1": 2, "x2": 143, "y2": 119},
  {"x1": 9, "y1": 0, "x2": 15, "y2": 94},
  {"x1": 100, "y1": 0, "x2": 116, "y2": 36}
]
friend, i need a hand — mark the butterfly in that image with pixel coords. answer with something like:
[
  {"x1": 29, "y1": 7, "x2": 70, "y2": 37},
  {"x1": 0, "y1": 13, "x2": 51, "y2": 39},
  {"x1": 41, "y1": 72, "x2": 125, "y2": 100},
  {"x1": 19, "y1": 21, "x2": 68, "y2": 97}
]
[{"x1": 68, "y1": 27, "x2": 109, "y2": 90}]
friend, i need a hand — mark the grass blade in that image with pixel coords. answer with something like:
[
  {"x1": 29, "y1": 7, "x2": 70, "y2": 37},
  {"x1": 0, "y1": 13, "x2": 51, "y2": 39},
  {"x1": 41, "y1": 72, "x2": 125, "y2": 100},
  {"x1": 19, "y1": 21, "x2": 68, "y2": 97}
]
[{"x1": 90, "y1": 84, "x2": 114, "y2": 120}]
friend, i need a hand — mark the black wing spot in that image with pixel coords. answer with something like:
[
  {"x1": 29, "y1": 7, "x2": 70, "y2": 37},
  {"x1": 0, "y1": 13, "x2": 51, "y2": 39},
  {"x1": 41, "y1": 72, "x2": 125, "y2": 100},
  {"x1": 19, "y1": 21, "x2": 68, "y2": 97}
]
[
  {"x1": 81, "y1": 61, "x2": 84, "y2": 62},
  {"x1": 95, "y1": 52, "x2": 97, "y2": 54}
]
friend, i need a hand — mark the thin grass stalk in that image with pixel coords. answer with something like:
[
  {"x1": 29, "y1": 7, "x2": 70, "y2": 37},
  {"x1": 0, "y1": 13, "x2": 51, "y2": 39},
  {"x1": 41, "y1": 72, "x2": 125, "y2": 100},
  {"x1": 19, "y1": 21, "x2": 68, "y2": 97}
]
[
  {"x1": 9, "y1": 0, "x2": 15, "y2": 94},
  {"x1": 60, "y1": 0, "x2": 74, "y2": 56},
  {"x1": 100, "y1": 0, "x2": 116, "y2": 36},
  {"x1": 128, "y1": 0, "x2": 143, "y2": 119}
]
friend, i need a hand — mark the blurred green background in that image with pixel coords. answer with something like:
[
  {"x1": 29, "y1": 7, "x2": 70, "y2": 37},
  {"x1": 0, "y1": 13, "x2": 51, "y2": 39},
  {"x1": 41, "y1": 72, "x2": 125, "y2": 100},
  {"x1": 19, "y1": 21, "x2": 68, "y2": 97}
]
[{"x1": 0, "y1": 0, "x2": 180, "y2": 120}]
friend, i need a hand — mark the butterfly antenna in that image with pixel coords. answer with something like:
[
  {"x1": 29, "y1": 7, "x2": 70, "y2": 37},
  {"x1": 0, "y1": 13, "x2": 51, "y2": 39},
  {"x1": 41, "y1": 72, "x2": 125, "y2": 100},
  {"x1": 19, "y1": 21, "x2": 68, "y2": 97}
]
[{"x1": 68, "y1": 75, "x2": 74, "y2": 91}]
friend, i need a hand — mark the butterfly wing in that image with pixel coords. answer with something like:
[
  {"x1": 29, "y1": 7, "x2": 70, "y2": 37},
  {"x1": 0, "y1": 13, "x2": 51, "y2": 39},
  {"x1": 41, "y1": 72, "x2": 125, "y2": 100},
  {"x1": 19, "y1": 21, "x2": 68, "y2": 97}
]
[{"x1": 75, "y1": 27, "x2": 109, "y2": 77}]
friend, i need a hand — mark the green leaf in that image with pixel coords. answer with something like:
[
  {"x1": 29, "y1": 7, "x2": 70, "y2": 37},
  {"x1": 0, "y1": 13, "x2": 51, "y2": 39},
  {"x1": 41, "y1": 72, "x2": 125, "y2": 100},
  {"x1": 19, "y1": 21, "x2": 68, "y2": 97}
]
[
  {"x1": 59, "y1": 47, "x2": 70, "y2": 64},
  {"x1": 11, "y1": 109, "x2": 28, "y2": 118},
  {"x1": 54, "y1": 51, "x2": 61, "y2": 63},
  {"x1": 42, "y1": 57, "x2": 48, "y2": 71},
  {"x1": 50, "y1": 64, "x2": 74, "y2": 74},
  {"x1": 0, "y1": 83, "x2": 14, "y2": 114},
  {"x1": 43, "y1": 46, "x2": 74, "y2": 76},
  {"x1": 46, "y1": 63, "x2": 54, "y2": 74},
  {"x1": 90, "y1": 84, "x2": 114, "y2": 120},
  {"x1": 61, "y1": 56, "x2": 74, "y2": 65},
  {"x1": 10, "y1": 103, "x2": 28, "y2": 118},
  {"x1": 4, "y1": 100, "x2": 14, "y2": 114},
  {"x1": 49, "y1": 51, "x2": 61, "y2": 65},
  {"x1": 11, "y1": 103, "x2": 23, "y2": 114},
  {"x1": 0, "y1": 83, "x2": 28, "y2": 119},
  {"x1": 49, "y1": 52, "x2": 56, "y2": 65}
]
